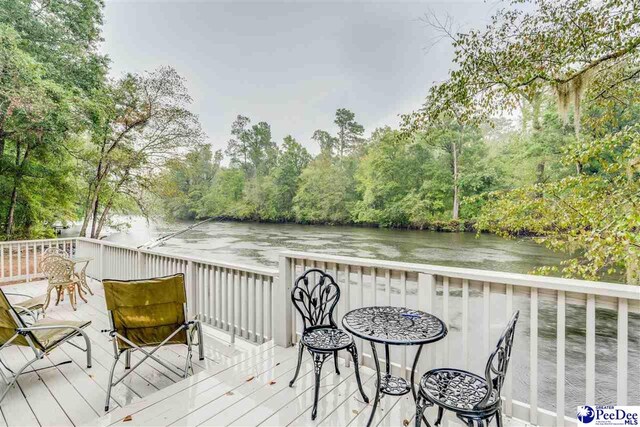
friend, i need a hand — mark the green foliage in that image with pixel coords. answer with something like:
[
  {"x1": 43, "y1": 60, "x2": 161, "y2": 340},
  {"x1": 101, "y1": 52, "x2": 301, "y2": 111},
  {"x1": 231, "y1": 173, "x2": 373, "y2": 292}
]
[
  {"x1": 478, "y1": 125, "x2": 639, "y2": 282},
  {"x1": 293, "y1": 157, "x2": 357, "y2": 224}
]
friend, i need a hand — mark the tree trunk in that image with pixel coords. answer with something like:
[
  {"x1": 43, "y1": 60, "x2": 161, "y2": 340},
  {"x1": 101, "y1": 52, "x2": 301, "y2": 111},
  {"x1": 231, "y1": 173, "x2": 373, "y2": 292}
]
[
  {"x1": 78, "y1": 187, "x2": 95, "y2": 237},
  {"x1": 5, "y1": 182, "x2": 18, "y2": 236},
  {"x1": 94, "y1": 200, "x2": 113, "y2": 238},
  {"x1": 90, "y1": 194, "x2": 100, "y2": 238},
  {"x1": 452, "y1": 141, "x2": 459, "y2": 220},
  {"x1": 536, "y1": 162, "x2": 545, "y2": 184},
  {"x1": 5, "y1": 142, "x2": 29, "y2": 236}
]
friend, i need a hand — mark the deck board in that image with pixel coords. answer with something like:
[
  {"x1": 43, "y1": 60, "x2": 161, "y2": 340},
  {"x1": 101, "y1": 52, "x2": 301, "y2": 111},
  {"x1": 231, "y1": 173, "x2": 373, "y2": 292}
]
[
  {"x1": 2, "y1": 279, "x2": 530, "y2": 427},
  {"x1": 0, "y1": 279, "x2": 244, "y2": 427}
]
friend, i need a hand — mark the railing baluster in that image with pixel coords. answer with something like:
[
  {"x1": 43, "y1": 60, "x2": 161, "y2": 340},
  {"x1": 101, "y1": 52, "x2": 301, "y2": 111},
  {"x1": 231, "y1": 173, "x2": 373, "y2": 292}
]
[
  {"x1": 617, "y1": 297, "x2": 628, "y2": 405},
  {"x1": 556, "y1": 290, "x2": 566, "y2": 427},
  {"x1": 17, "y1": 242, "x2": 22, "y2": 279},
  {"x1": 462, "y1": 278, "x2": 469, "y2": 370},
  {"x1": 257, "y1": 272, "x2": 264, "y2": 343},
  {"x1": 400, "y1": 271, "x2": 407, "y2": 378},
  {"x1": 358, "y1": 266, "x2": 364, "y2": 364},
  {"x1": 505, "y1": 284, "x2": 514, "y2": 416},
  {"x1": 586, "y1": 293, "x2": 596, "y2": 404},
  {"x1": 483, "y1": 281, "x2": 490, "y2": 356},
  {"x1": 385, "y1": 269, "x2": 391, "y2": 306},
  {"x1": 530, "y1": 287, "x2": 538, "y2": 425},
  {"x1": 442, "y1": 276, "x2": 449, "y2": 365},
  {"x1": 25, "y1": 242, "x2": 30, "y2": 281}
]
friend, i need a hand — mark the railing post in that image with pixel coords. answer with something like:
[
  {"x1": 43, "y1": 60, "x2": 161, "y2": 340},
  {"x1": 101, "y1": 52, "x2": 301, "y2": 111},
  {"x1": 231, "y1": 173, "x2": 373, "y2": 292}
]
[
  {"x1": 275, "y1": 255, "x2": 293, "y2": 348},
  {"x1": 186, "y1": 260, "x2": 196, "y2": 318},
  {"x1": 99, "y1": 241, "x2": 105, "y2": 281},
  {"x1": 137, "y1": 250, "x2": 145, "y2": 279},
  {"x1": 418, "y1": 272, "x2": 436, "y2": 371}
]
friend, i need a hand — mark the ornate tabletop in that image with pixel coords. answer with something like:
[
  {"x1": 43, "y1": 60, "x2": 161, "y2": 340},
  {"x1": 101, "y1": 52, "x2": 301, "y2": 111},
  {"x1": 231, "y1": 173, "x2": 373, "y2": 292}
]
[{"x1": 342, "y1": 306, "x2": 447, "y2": 346}]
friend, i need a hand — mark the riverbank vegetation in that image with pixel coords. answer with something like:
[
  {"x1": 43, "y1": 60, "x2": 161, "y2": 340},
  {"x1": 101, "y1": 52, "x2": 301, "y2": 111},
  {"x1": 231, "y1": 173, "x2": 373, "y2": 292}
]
[{"x1": 0, "y1": 0, "x2": 638, "y2": 282}]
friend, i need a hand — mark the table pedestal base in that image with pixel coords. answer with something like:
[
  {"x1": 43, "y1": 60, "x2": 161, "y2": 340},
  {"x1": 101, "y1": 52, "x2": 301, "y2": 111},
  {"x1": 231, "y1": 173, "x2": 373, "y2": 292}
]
[{"x1": 380, "y1": 374, "x2": 411, "y2": 396}]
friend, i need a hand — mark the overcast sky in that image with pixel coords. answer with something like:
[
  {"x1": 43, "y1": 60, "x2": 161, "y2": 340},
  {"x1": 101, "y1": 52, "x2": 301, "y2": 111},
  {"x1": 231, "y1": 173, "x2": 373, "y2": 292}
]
[{"x1": 101, "y1": 1, "x2": 500, "y2": 154}]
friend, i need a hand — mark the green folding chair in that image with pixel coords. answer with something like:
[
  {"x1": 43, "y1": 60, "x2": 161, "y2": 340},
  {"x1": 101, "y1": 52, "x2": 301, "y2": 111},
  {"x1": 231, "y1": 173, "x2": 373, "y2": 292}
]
[
  {"x1": 102, "y1": 273, "x2": 204, "y2": 411},
  {"x1": 0, "y1": 289, "x2": 92, "y2": 405}
]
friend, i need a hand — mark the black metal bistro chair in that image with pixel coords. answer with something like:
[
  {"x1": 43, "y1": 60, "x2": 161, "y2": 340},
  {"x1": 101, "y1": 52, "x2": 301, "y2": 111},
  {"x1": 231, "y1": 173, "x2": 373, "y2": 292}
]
[
  {"x1": 288, "y1": 269, "x2": 369, "y2": 420},
  {"x1": 415, "y1": 311, "x2": 519, "y2": 427}
]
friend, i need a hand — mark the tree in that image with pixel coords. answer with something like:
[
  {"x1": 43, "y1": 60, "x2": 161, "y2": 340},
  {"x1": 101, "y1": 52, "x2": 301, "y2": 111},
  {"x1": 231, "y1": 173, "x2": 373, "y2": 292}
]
[
  {"x1": 270, "y1": 135, "x2": 311, "y2": 218},
  {"x1": 353, "y1": 128, "x2": 436, "y2": 226},
  {"x1": 79, "y1": 66, "x2": 204, "y2": 238},
  {"x1": 293, "y1": 157, "x2": 356, "y2": 224},
  {"x1": 226, "y1": 115, "x2": 277, "y2": 177},
  {"x1": 199, "y1": 168, "x2": 246, "y2": 218},
  {"x1": 413, "y1": 0, "x2": 640, "y2": 281},
  {"x1": 413, "y1": 0, "x2": 640, "y2": 141},
  {"x1": 0, "y1": 0, "x2": 106, "y2": 237},
  {"x1": 311, "y1": 129, "x2": 337, "y2": 158},
  {"x1": 153, "y1": 146, "x2": 220, "y2": 220},
  {"x1": 225, "y1": 115, "x2": 251, "y2": 172},
  {"x1": 334, "y1": 108, "x2": 365, "y2": 158},
  {"x1": 478, "y1": 125, "x2": 640, "y2": 283}
]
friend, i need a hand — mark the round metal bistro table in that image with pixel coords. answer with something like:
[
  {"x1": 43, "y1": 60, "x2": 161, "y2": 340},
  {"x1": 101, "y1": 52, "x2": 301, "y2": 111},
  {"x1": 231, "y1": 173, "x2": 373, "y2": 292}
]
[{"x1": 342, "y1": 306, "x2": 447, "y2": 427}]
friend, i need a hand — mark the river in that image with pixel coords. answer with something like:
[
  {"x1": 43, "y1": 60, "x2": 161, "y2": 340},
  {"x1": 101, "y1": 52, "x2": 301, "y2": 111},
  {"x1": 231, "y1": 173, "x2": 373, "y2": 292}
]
[
  {"x1": 62, "y1": 217, "x2": 639, "y2": 415},
  {"x1": 92, "y1": 217, "x2": 568, "y2": 275}
]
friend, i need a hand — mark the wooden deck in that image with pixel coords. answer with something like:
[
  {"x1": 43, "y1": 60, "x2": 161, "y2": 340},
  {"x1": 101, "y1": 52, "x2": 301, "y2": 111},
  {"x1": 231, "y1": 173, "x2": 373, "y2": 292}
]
[
  {"x1": 1, "y1": 279, "x2": 529, "y2": 427},
  {"x1": 0, "y1": 279, "x2": 249, "y2": 427}
]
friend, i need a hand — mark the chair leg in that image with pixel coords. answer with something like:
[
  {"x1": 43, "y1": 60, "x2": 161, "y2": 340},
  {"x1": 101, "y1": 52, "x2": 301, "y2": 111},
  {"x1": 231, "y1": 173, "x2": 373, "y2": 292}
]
[
  {"x1": 58, "y1": 286, "x2": 64, "y2": 304},
  {"x1": 0, "y1": 355, "x2": 40, "y2": 405},
  {"x1": 311, "y1": 353, "x2": 326, "y2": 420},
  {"x1": 68, "y1": 285, "x2": 77, "y2": 310},
  {"x1": 415, "y1": 394, "x2": 427, "y2": 427},
  {"x1": 76, "y1": 283, "x2": 88, "y2": 303},
  {"x1": 196, "y1": 322, "x2": 204, "y2": 361},
  {"x1": 435, "y1": 406, "x2": 444, "y2": 426},
  {"x1": 347, "y1": 343, "x2": 369, "y2": 403},
  {"x1": 43, "y1": 287, "x2": 53, "y2": 312},
  {"x1": 289, "y1": 342, "x2": 305, "y2": 387},
  {"x1": 104, "y1": 352, "x2": 121, "y2": 411},
  {"x1": 495, "y1": 410, "x2": 503, "y2": 427},
  {"x1": 125, "y1": 349, "x2": 131, "y2": 369},
  {"x1": 333, "y1": 351, "x2": 340, "y2": 375}
]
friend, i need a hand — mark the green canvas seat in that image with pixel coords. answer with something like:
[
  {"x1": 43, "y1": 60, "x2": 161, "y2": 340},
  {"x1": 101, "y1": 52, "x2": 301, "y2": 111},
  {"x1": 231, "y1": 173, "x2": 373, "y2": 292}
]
[
  {"x1": 0, "y1": 289, "x2": 92, "y2": 405},
  {"x1": 102, "y1": 273, "x2": 204, "y2": 411},
  {"x1": 3, "y1": 292, "x2": 47, "y2": 322}
]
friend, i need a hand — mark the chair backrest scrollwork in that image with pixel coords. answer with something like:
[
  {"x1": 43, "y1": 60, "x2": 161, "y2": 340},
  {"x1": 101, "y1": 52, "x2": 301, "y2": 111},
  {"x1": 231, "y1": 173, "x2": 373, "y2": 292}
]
[
  {"x1": 478, "y1": 310, "x2": 519, "y2": 409},
  {"x1": 290, "y1": 269, "x2": 340, "y2": 332},
  {"x1": 40, "y1": 256, "x2": 76, "y2": 286},
  {"x1": 42, "y1": 247, "x2": 69, "y2": 259}
]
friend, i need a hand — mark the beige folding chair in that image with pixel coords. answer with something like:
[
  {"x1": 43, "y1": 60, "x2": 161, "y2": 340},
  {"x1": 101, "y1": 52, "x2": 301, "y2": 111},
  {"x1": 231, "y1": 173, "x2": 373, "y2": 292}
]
[
  {"x1": 0, "y1": 289, "x2": 92, "y2": 405},
  {"x1": 102, "y1": 273, "x2": 204, "y2": 411},
  {"x1": 3, "y1": 292, "x2": 47, "y2": 322}
]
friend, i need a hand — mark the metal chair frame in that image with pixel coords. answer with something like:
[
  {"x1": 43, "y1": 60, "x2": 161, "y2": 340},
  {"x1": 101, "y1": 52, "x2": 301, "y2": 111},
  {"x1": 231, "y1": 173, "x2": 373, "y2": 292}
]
[
  {"x1": 3, "y1": 292, "x2": 43, "y2": 323},
  {"x1": 0, "y1": 291, "x2": 92, "y2": 405},
  {"x1": 288, "y1": 268, "x2": 369, "y2": 420},
  {"x1": 103, "y1": 302, "x2": 204, "y2": 411},
  {"x1": 415, "y1": 311, "x2": 520, "y2": 427}
]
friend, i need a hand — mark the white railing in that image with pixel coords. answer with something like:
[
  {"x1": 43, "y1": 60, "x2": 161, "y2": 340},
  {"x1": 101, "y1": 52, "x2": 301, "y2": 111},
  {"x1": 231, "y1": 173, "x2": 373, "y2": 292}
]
[
  {"x1": 4, "y1": 238, "x2": 638, "y2": 426},
  {"x1": 0, "y1": 238, "x2": 77, "y2": 283},
  {"x1": 74, "y1": 238, "x2": 278, "y2": 344},
  {"x1": 277, "y1": 251, "x2": 640, "y2": 427}
]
